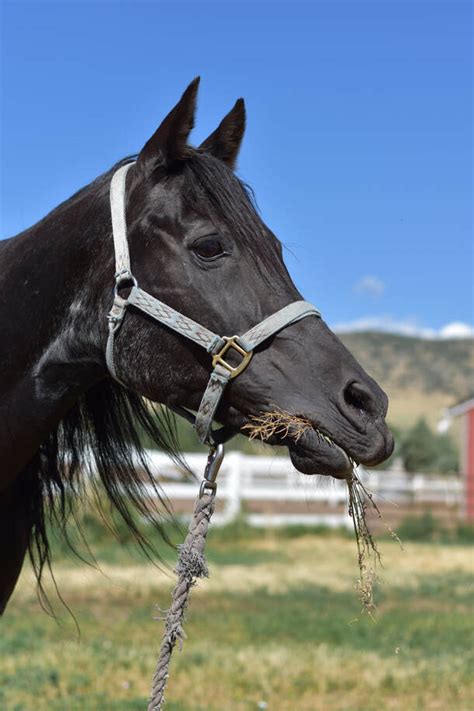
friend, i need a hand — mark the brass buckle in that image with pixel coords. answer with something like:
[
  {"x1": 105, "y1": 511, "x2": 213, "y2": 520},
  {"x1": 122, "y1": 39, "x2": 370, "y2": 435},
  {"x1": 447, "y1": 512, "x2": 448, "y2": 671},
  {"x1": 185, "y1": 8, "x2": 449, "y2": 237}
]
[{"x1": 212, "y1": 336, "x2": 253, "y2": 379}]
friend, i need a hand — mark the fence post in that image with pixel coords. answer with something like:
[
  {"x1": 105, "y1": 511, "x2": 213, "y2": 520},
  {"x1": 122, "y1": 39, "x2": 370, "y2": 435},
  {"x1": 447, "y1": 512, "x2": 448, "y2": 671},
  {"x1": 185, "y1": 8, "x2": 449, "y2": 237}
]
[
  {"x1": 221, "y1": 452, "x2": 242, "y2": 523},
  {"x1": 413, "y1": 473, "x2": 423, "y2": 503}
]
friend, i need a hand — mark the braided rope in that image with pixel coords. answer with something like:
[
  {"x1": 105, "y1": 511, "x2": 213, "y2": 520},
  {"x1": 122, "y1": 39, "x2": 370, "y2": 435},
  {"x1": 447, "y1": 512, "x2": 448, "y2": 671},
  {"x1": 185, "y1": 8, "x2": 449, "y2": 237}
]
[{"x1": 147, "y1": 490, "x2": 216, "y2": 710}]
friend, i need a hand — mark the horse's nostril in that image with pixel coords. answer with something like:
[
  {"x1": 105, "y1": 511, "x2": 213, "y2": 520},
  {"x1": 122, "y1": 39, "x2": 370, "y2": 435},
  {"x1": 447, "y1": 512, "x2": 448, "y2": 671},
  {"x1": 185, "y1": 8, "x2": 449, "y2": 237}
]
[{"x1": 343, "y1": 381, "x2": 377, "y2": 417}]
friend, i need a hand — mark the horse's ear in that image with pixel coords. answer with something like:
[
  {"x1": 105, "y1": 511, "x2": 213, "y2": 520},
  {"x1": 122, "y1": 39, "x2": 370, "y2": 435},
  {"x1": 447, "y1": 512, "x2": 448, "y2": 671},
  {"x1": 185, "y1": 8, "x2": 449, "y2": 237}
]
[
  {"x1": 199, "y1": 98, "x2": 246, "y2": 170},
  {"x1": 137, "y1": 77, "x2": 200, "y2": 172}
]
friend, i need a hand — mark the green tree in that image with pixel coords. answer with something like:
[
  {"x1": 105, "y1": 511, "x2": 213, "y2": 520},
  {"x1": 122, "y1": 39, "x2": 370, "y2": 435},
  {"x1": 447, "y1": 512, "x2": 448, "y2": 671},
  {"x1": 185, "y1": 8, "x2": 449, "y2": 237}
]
[
  {"x1": 432, "y1": 432, "x2": 459, "y2": 474},
  {"x1": 401, "y1": 417, "x2": 459, "y2": 474}
]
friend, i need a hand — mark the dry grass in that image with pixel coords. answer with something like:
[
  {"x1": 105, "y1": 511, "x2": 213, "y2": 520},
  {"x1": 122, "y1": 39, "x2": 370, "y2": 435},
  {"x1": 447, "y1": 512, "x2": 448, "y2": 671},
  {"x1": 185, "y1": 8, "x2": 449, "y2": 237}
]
[
  {"x1": 384, "y1": 388, "x2": 452, "y2": 429},
  {"x1": 242, "y1": 409, "x2": 313, "y2": 443},
  {"x1": 2, "y1": 535, "x2": 473, "y2": 710},
  {"x1": 347, "y1": 472, "x2": 382, "y2": 617},
  {"x1": 347, "y1": 473, "x2": 403, "y2": 617},
  {"x1": 11, "y1": 533, "x2": 472, "y2": 603}
]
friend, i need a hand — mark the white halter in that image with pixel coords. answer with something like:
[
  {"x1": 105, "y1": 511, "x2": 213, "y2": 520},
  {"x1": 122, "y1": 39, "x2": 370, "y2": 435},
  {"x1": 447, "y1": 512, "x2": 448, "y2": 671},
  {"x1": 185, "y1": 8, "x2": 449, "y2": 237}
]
[{"x1": 106, "y1": 162, "x2": 321, "y2": 445}]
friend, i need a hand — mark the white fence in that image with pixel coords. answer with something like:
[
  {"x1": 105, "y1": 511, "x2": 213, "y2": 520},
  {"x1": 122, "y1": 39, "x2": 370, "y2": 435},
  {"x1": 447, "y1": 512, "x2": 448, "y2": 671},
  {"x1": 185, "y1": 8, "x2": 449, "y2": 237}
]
[{"x1": 144, "y1": 450, "x2": 464, "y2": 528}]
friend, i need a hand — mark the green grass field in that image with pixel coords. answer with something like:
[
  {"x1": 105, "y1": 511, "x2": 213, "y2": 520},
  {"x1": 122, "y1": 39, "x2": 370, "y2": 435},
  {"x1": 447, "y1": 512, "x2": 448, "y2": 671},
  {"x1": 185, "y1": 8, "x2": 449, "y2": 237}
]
[{"x1": 1, "y1": 527, "x2": 473, "y2": 711}]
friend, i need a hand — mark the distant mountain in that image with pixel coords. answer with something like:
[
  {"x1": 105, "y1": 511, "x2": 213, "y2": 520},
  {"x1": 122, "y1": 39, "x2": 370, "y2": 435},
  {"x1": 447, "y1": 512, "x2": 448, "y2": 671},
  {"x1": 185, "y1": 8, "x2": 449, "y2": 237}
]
[{"x1": 338, "y1": 332, "x2": 474, "y2": 428}]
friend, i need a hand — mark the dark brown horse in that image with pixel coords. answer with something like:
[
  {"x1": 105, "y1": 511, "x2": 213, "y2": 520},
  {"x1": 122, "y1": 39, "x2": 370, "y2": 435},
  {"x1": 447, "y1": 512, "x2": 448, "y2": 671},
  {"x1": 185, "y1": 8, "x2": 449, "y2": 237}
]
[{"x1": 0, "y1": 78, "x2": 393, "y2": 613}]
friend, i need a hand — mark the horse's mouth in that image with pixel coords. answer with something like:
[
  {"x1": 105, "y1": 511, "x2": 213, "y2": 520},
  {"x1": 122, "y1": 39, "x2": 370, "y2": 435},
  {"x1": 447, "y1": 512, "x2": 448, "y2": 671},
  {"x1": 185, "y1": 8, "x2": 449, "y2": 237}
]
[
  {"x1": 237, "y1": 407, "x2": 392, "y2": 479},
  {"x1": 243, "y1": 422, "x2": 354, "y2": 479},
  {"x1": 286, "y1": 428, "x2": 353, "y2": 479}
]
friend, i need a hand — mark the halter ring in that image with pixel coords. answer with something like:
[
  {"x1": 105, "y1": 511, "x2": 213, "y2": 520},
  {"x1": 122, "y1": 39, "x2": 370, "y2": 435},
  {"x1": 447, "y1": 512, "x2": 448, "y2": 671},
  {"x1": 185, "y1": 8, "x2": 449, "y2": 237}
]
[{"x1": 114, "y1": 269, "x2": 138, "y2": 297}]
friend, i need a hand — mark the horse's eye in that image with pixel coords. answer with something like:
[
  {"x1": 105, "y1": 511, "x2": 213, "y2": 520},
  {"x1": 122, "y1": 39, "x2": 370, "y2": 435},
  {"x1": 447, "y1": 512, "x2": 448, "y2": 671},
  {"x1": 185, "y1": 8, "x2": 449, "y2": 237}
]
[{"x1": 193, "y1": 237, "x2": 225, "y2": 260}]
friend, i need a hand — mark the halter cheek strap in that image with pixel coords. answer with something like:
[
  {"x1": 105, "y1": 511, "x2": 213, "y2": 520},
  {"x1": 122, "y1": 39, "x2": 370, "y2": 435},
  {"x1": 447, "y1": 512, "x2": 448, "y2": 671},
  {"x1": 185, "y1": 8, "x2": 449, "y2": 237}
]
[{"x1": 106, "y1": 162, "x2": 321, "y2": 445}]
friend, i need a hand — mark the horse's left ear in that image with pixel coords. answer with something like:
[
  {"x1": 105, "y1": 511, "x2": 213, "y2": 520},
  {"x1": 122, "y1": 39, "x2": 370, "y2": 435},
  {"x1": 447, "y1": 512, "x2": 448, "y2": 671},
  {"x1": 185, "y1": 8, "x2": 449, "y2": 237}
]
[
  {"x1": 199, "y1": 98, "x2": 246, "y2": 170},
  {"x1": 137, "y1": 77, "x2": 200, "y2": 172}
]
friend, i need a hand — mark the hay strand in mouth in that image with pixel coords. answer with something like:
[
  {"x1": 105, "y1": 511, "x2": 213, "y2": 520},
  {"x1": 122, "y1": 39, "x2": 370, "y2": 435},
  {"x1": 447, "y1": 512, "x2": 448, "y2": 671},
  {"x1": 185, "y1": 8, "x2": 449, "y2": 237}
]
[
  {"x1": 347, "y1": 471, "x2": 382, "y2": 618},
  {"x1": 242, "y1": 409, "x2": 315, "y2": 444},
  {"x1": 347, "y1": 471, "x2": 402, "y2": 618}
]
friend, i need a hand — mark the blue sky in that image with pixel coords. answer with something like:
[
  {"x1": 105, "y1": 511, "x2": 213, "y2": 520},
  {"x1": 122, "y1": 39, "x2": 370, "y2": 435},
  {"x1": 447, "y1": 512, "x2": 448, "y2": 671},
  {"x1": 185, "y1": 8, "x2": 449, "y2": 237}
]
[{"x1": 1, "y1": 1, "x2": 472, "y2": 337}]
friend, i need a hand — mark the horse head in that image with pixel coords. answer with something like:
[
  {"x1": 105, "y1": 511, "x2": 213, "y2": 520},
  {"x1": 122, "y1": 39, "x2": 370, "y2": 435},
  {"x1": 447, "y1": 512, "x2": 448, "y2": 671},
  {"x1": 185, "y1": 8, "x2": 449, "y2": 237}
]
[{"x1": 111, "y1": 78, "x2": 394, "y2": 477}]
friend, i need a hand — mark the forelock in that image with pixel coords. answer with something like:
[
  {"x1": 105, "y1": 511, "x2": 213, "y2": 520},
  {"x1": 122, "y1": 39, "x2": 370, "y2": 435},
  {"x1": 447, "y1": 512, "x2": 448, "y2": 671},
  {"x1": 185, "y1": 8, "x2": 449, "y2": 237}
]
[{"x1": 180, "y1": 152, "x2": 282, "y2": 276}]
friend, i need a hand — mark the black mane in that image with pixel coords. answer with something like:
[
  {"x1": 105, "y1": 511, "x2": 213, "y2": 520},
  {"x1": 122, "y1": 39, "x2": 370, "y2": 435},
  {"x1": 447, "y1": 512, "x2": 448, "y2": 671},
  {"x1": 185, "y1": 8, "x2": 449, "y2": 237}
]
[{"x1": 26, "y1": 380, "x2": 183, "y2": 612}]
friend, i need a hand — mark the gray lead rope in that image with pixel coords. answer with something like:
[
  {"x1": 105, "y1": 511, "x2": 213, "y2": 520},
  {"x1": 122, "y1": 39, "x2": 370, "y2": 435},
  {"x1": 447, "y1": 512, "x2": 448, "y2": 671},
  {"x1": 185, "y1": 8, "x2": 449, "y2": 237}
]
[
  {"x1": 105, "y1": 163, "x2": 323, "y2": 708},
  {"x1": 147, "y1": 445, "x2": 224, "y2": 711},
  {"x1": 148, "y1": 492, "x2": 215, "y2": 710}
]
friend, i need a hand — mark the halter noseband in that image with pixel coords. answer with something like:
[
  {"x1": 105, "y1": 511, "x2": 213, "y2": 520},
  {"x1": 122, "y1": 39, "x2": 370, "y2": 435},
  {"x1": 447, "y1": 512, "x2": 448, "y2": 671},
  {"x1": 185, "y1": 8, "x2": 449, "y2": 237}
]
[{"x1": 106, "y1": 162, "x2": 321, "y2": 445}]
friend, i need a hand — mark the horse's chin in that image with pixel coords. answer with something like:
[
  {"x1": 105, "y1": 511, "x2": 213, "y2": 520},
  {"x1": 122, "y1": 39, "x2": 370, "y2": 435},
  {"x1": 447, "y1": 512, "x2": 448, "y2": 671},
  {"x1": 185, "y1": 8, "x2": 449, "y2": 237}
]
[{"x1": 287, "y1": 429, "x2": 353, "y2": 480}]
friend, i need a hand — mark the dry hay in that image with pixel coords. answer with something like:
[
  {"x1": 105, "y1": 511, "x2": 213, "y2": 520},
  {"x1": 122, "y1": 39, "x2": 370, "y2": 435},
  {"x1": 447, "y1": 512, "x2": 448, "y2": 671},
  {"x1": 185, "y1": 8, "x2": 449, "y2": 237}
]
[
  {"x1": 243, "y1": 409, "x2": 402, "y2": 616},
  {"x1": 242, "y1": 408, "x2": 313, "y2": 443},
  {"x1": 347, "y1": 472, "x2": 401, "y2": 617}
]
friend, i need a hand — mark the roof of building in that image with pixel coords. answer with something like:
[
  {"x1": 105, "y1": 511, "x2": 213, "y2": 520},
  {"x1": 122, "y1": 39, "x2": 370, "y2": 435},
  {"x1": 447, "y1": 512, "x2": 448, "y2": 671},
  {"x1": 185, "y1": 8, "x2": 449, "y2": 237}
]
[{"x1": 447, "y1": 395, "x2": 474, "y2": 417}]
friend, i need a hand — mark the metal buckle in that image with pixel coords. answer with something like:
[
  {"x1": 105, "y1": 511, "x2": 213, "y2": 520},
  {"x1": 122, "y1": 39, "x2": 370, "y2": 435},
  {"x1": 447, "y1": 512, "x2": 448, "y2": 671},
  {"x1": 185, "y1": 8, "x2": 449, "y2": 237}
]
[{"x1": 211, "y1": 336, "x2": 253, "y2": 379}]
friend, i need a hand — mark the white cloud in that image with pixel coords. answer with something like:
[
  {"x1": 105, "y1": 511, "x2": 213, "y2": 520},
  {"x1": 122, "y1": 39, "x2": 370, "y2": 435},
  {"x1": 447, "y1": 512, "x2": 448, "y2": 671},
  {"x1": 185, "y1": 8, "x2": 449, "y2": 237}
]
[
  {"x1": 332, "y1": 315, "x2": 474, "y2": 340},
  {"x1": 439, "y1": 322, "x2": 474, "y2": 339},
  {"x1": 354, "y1": 275, "x2": 385, "y2": 298}
]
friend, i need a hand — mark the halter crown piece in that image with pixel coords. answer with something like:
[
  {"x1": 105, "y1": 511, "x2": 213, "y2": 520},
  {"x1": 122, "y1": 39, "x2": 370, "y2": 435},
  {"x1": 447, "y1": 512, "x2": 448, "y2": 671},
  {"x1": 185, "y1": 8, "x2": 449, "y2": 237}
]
[{"x1": 106, "y1": 162, "x2": 321, "y2": 446}]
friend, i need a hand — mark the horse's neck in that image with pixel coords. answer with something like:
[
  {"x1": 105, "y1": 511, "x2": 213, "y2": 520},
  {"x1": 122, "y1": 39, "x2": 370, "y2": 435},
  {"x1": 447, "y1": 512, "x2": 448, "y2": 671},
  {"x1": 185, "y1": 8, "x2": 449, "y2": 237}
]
[{"x1": 0, "y1": 184, "x2": 111, "y2": 484}]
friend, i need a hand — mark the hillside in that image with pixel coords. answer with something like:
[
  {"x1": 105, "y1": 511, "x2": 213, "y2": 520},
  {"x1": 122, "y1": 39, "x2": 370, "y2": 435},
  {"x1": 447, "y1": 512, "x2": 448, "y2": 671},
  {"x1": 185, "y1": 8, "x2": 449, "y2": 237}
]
[{"x1": 338, "y1": 332, "x2": 474, "y2": 428}]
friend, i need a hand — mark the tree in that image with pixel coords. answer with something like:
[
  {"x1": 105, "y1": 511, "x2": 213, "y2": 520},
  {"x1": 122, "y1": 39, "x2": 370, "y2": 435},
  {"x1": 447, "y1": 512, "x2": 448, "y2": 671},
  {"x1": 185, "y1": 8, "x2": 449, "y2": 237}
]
[
  {"x1": 432, "y1": 432, "x2": 459, "y2": 474},
  {"x1": 401, "y1": 417, "x2": 459, "y2": 474}
]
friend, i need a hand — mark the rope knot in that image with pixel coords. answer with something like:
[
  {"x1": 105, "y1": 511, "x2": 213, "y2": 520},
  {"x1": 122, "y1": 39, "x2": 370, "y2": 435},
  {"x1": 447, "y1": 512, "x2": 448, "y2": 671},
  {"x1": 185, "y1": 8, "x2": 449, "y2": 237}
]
[{"x1": 175, "y1": 545, "x2": 209, "y2": 580}]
